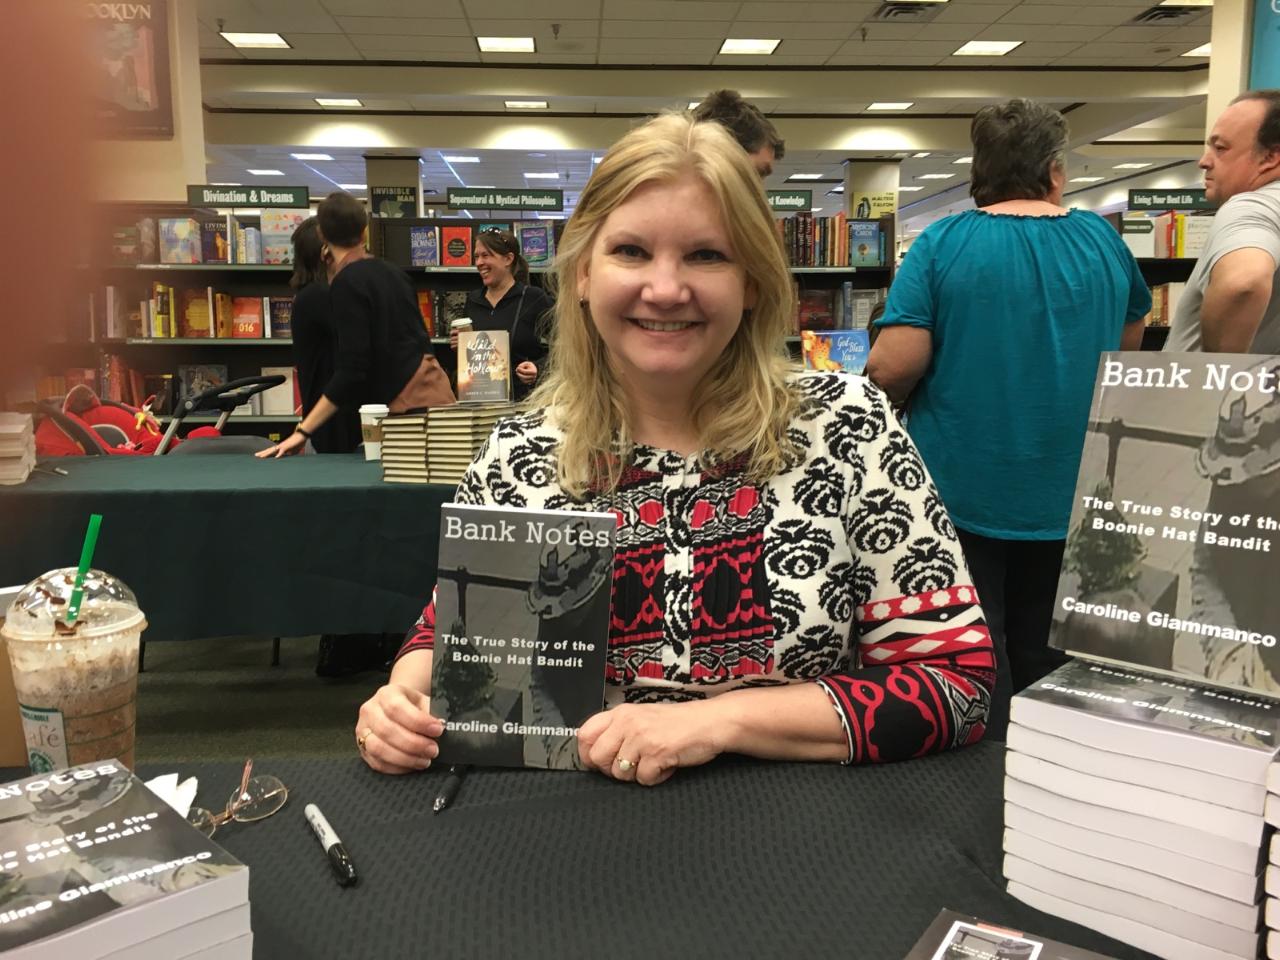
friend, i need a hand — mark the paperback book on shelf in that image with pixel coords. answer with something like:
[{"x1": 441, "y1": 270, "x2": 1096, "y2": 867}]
[
  {"x1": 440, "y1": 226, "x2": 473, "y2": 267},
  {"x1": 409, "y1": 225, "x2": 439, "y2": 267},
  {"x1": 0, "y1": 759, "x2": 250, "y2": 960},
  {"x1": 259, "y1": 209, "x2": 306, "y2": 265},
  {"x1": 799, "y1": 330, "x2": 869, "y2": 375},
  {"x1": 158, "y1": 218, "x2": 201, "y2": 264},
  {"x1": 456, "y1": 330, "x2": 511, "y2": 403},
  {"x1": 429, "y1": 503, "x2": 615, "y2": 769},
  {"x1": 904, "y1": 907, "x2": 1118, "y2": 959},
  {"x1": 847, "y1": 219, "x2": 883, "y2": 267}
]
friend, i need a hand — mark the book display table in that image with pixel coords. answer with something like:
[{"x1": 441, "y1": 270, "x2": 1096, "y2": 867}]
[
  {"x1": 0, "y1": 454, "x2": 452, "y2": 642},
  {"x1": 162, "y1": 744, "x2": 1158, "y2": 960}
]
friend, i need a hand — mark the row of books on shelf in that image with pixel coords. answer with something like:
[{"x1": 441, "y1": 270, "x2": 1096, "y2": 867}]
[
  {"x1": 407, "y1": 220, "x2": 556, "y2": 268},
  {"x1": 1116, "y1": 212, "x2": 1212, "y2": 260},
  {"x1": 792, "y1": 284, "x2": 884, "y2": 333},
  {"x1": 110, "y1": 210, "x2": 308, "y2": 265},
  {"x1": 1146, "y1": 282, "x2": 1185, "y2": 327},
  {"x1": 775, "y1": 213, "x2": 887, "y2": 268},
  {"x1": 91, "y1": 284, "x2": 293, "y2": 340}
]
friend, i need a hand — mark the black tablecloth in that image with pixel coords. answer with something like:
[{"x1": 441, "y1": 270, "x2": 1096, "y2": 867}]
[
  {"x1": 0, "y1": 455, "x2": 453, "y2": 641},
  {"x1": 156, "y1": 744, "x2": 1157, "y2": 960}
]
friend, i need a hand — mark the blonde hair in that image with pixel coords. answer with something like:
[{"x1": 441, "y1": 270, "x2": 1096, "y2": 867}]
[{"x1": 531, "y1": 111, "x2": 799, "y2": 497}]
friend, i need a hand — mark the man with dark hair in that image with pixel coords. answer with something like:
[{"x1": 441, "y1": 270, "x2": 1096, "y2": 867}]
[
  {"x1": 315, "y1": 190, "x2": 368, "y2": 249},
  {"x1": 1165, "y1": 89, "x2": 1280, "y2": 353},
  {"x1": 692, "y1": 89, "x2": 785, "y2": 178}
]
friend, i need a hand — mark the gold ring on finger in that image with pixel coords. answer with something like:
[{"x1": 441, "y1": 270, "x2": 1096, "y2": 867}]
[{"x1": 616, "y1": 756, "x2": 635, "y2": 772}]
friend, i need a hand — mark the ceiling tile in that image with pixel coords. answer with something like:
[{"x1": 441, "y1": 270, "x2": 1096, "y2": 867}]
[
  {"x1": 600, "y1": 20, "x2": 729, "y2": 38},
  {"x1": 823, "y1": 55, "x2": 946, "y2": 66},
  {"x1": 722, "y1": 20, "x2": 855, "y2": 40},
  {"x1": 317, "y1": 0, "x2": 466, "y2": 14},
  {"x1": 910, "y1": 22, "x2": 985, "y2": 42},
  {"x1": 602, "y1": 0, "x2": 738, "y2": 20},
  {"x1": 364, "y1": 50, "x2": 483, "y2": 61},
  {"x1": 1096, "y1": 26, "x2": 1182, "y2": 43},
  {"x1": 771, "y1": 39, "x2": 843, "y2": 56},
  {"x1": 333, "y1": 17, "x2": 472, "y2": 36},
  {"x1": 931, "y1": 3, "x2": 1018, "y2": 24},
  {"x1": 833, "y1": 39, "x2": 959, "y2": 57},
  {"x1": 711, "y1": 52, "x2": 834, "y2": 65},
  {"x1": 597, "y1": 53, "x2": 717, "y2": 64},
  {"x1": 351, "y1": 34, "x2": 480, "y2": 53},
  {"x1": 198, "y1": 0, "x2": 345, "y2": 32},
  {"x1": 236, "y1": 34, "x2": 362, "y2": 57},
  {"x1": 598, "y1": 37, "x2": 720, "y2": 56},
  {"x1": 467, "y1": 19, "x2": 599, "y2": 38},
  {"x1": 991, "y1": 23, "x2": 1110, "y2": 42},
  {"x1": 856, "y1": 23, "x2": 925, "y2": 41}
]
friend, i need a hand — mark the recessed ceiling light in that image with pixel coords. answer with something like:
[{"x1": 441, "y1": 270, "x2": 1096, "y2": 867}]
[
  {"x1": 291, "y1": 153, "x2": 332, "y2": 161},
  {"x1": 918, "y1": 173, "x2": 956, "y2": 180},
  {"x1": 468, "y1": 185, "x2": 496, "y2": 189},
  {"x1": 719, "y1": 39, "x2": 780, "y2": 55},
  {"x1": 811, "y1": 208, "x2": 823, "y2": 213},
  {"x1": 592, "y1": 156, "x2": 603, "y2": 164},
  {"x1": 221, "y1": 32, "x2": 290, "y2": 49},
  {"x1": 315, "y1": 98, "x2": 362, "y2": 107},
  {"x1": 898, "y1": 186, "x2": 925, "y2": 192},
  {"x1": 443, "y1": 156, "x2": 480, "y2": 163},
  {"x1": 528, "y1": 152, "x2": 547, "y2": 158},
  {"x1": 339, "y1": 183, "x2": 367, "y2": 190},
  {"x1": 524, "y1": 172, "x2": 559, "y2": 179},
  {"x1": 1069, "y1": 176, "x2": 1104, "y2": 183},
  {"x1": 953, "y1": 156, "x2": 973, "y2": 164},
  {"x1": 211, "y1": 182, "x2": 242, "y2": 186},
  {"x1": 1182, "y1": 42, "x2": 1211, "y2": 57},
  {"x1": 247, "y1": 169, "x2": 284, "y2": 176},
  {"x1": 688, "y1": 101, "x2": 701, "y2": 110},
  {"x1": 505, "y1": 100, "x2": 548, "y2": 109},
  {"x1": 953, "y1": 40, "x2": 1023, "y2": 56},
  {"x1": 788, "y1": 173, "x2": 825, "y2": 180},
  {"x1": 868, "y1": 102, "x2": 913, "y2": 111},
  {"x1": 536, "y1": 213, "x2": 565, "y2": 220},
  {"x1": 912, "y1": 152, "x2": 931, "y2": 158},
  {"x1": 477, "y1": 37, "x2": 535, "y2": 53},
  {"x1": 1114, "y1": 162, "x2": 1151, "y2": 169},
  {"x1": 829, "y1": 185, "x2": 845, "y2": 193}
]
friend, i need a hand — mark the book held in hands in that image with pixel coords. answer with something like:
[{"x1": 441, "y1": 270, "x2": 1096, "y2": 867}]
[
  {"x1": 429, "y1": 503, "x2": 615, "y2": 769},
  {"x1": 456, "y1": 329, "x2": 511, "y2": 404}
]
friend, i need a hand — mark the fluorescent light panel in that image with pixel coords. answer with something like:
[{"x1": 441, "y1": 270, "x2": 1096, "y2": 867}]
[
  {"x1": 868, "y1": 102, "x2": 913, "y2": 111},
  {"x1": 505, "y1": 100, "x2": 548, "y2": 109},
  {"x1": 247, "y1": 169, "x2": 284, "y2": 176},
  {"x1": 1182, "y1": 42, "x2": 1211, "y2": 56},
  {"x1": 339, "y1": 183, "x2": 366, "y2": 190},
  {"x1": 719, "y1": 38, "x2": 780, "y2": 55},
  {"x1": 898, "y1": 186, "x2": 924, "y2": 192},
  {"x1": 221, "y1": 32, "x2": 290, "y2": 49},
  {"x1": 315, "y1": 98, "x2": 362, "y2": 107},
  {"x1": 291, "y1": 153, "x2": 332, "y2": 161},
  {"x1": 912, "y1": 152, "x2": 931, "y2": 158},
  {"x1": 788, "y1": 173, "x2": 824, "y2": 180},
  {"x1": 918, "y1": 173, "x2": 955, "y2": 180},
  {"x1": 477, "y1": 37, "x2": 535, "y2": 52},
  {"x1": 1114, "y1": 162, "x2": 1151, "y2": 169},
  {"x1": 953, "y1": 156, "x2": 973, "y2": 164},
  {"x1": 524, "y1": 172, "x2": 559, "y2": 179},
  {"x1": 443, "y1": 156, "x2": 480, "y2": 163},
  {"x1": 953, "y1": 40, "x2": 1022, "y2": 56},
  {"x1": 688, "y1": 101, "x2": 701, "y2": 110},
  {"x1": 1069, "y1": 176, "x2": 1104, "y2": 183}
]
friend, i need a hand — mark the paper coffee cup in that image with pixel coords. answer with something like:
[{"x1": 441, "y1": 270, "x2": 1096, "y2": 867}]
[
  {"x1": 1, "y1": 568, "x2": 146, "y2": 772},
  {"x1": 450, "y1": 318, "x2": 472, "y2": 332},
  {"x1": 359, "y1": 403, "x2": 390, "y2": 461}
]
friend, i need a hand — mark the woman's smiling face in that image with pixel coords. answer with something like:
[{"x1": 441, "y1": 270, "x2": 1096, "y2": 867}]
[{"x1": 577, "y1": 171, "x2": 755, "y2": 397}]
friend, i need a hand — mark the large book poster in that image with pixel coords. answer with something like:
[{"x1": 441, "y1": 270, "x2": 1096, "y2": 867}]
[
  {"x1": 86, "y1": 0, "x2": 173, "y2": 138},
  {"x1": 1053, "y1": 353, "x2": 1280, "y2": 698},
  {"x1": 430, "y1": 504, "x2": 615, "y2": 769}
]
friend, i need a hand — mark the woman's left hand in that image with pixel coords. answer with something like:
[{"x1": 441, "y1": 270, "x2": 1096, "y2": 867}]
[
  {"x1": 577, "y1": 700, "x2": 727, "y2": 786},
  {"x1": 255, "y1": 429, "x2": 308, "y2": 459},
  {"x1": 514, "y1": 361, "x2": 538, "y2": 385}
]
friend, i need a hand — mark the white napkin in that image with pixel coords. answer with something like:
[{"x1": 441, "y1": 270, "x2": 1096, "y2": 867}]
[{"x1": 144, "y1": 773, "x2": 200, "y2": 818}]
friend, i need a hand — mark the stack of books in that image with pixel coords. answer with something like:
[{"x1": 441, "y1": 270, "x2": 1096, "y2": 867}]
[
  {"x1": 0, "y1": 413, "x2": 34, "y2": 485},
  {"x1": 1267, "y1": 769, "x2": 1280, "y2": 959},
  {"x1": 423, "y1": 405, "x2": 512, "y2": 484},
  {"x1": 1004, "y1": 661, "x2": 1272, "y2": 960},
  {"x1": 381, "y1": 413, "x2": 429, "y2": 484},
  {"x1": 0, "y1": 759, "x2": 252, "y2": 958}
]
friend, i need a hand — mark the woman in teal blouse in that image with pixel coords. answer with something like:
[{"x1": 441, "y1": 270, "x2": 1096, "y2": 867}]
[{"x1": 866, "y1": 99, "x2": 1151, "y2": 736}]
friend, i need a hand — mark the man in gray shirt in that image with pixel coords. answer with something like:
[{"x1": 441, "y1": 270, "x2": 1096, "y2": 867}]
[{"x1": 1165, "y1": 90, "x2": 1280, "y2": 353}]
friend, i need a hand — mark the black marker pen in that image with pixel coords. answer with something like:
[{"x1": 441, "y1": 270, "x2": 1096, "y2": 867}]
[{"x1": 305, "y1": 803, "x2": 358, "y2": 887}]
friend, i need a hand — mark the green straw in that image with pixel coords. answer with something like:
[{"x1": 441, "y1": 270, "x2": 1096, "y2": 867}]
[{"x1": 65, "y1": 513, "x2": 103, "y2": 626}]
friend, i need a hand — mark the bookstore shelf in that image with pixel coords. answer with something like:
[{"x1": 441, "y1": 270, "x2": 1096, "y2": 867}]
[
  {"x1": 121, "y1": 338, "x2": 294, "y2": 346},
  {"x1": 791, "y1": 266, "x2": 889, "y2": 274}
]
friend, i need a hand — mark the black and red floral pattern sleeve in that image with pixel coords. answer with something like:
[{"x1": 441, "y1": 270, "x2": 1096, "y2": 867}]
[
  {"x1": 395, "y1": 422, "x2": 527, "y2": 661},
  {"x1": 813, "y1": 382, "x2": 996, "y2": 763}
]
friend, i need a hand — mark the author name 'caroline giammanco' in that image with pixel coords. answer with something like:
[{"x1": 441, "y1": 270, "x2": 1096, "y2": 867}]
[{"x1": 1060, "y1": 596, "x2": 1278, "y2": 648}]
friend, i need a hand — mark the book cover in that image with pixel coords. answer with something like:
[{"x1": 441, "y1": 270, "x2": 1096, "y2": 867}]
[
  {"x1": 229, "y1": 298, "x2": 264, "y2": 338},
  {"x1": 409, "y1": 226, "x2": 439, "y2": 267},
  {"x1": 108, "y1": 226, "x2": 140, "y2": 266},
  {"x1": 1120, "y1": 217, "x2": 1156, "y2": 259},
  {"x1": 177, "y1": 365, "x2": 227, "y2": 403},
  {"x1": 199, "y1": 219, "x2": 229, "y2": 264},
  {"x1": 904, "y1": 907, "x2": 1118, "y2": 960},
  {"x1": 443, "y1": 291, "x2": 469, "y2": 324},
  {"x1": 429, "y1": 503, "x2": 616, "y2": 769},
  {"x1": 178, "y1": 288, "x2": 212, "y2": 338},
  {"x1": 440, "y1": 226, "x2": 473, "y2": 267},
  {"x1": 515, "y1": 223, "x2": 550, "y2": 265},
  {"x1": 796, "y1": 290, "x2": 836, "y2": 331},
  {"x1": 259, "y1": 366, "x2": 297, "y2": 416},
  {"x1": 1051, "y1": 353, "x2": 1280, "y2": 698},
  {"x1": 416, "y1": 290, "x2": 436, "y2": 337},
  {"x1": 456, "y1": 329, "x2": 511, "y2": 403},
  {"x1": 268, "y1": 297, "x2": 292, "y2": 339},
  {"x1": 157, "y1": 218, "x2": 201, "y2": 265},
  {"x1": 800, "y1": 330, "x2": 869, "y2": 374},
  {"x1": 847, "y1": 219, "x2": 882, "y2": 267},
  {"x1": 259, "y1": 210, "x2": 305, "y2": 265},
  {"x1": 0, "y1": 760, "x2": 248, "y2": 958}
]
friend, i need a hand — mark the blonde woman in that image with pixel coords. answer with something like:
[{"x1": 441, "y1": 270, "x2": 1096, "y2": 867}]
[{"x1": 356, "y1": 113, "x2": 995, "y2": 785}]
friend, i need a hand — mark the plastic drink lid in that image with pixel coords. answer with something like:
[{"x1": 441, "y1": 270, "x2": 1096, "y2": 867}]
[
  {"x1": 450, "y1": 318, "x2": 473, "y2": 329},
  {"x1": 358, "y1": 404, "x2": 390, "y2": 415},
  {"x1": 1, "y1": 568, "x2": 145, "y2": 641}
]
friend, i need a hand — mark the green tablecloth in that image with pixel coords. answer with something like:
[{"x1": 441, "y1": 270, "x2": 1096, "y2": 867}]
[{"x1": 0, "y1": 455, "x2": 454, "y2": 641}]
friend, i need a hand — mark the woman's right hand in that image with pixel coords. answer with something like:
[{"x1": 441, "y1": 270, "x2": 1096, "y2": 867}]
[
  {"x1": 355, "y1": 683, "x2": 443, "y2": 774},
  {"x1": 449, "y1": 329, "x2": 460, "y2": 349}
]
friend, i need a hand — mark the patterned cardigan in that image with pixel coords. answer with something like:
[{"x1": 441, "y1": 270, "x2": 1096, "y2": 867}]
[{"x1": 398, "y1": 373, "x2": 995, "y2": 763}]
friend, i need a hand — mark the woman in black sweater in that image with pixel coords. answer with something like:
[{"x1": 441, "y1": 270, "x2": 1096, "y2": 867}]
[
  {"x1": 288, "y1": 218, "x2": 360, "y2": 453},
  {"x1": 458, "y1": 229, "x2": 553, "y2": 401},
  {"x1": 260, "y1": 192, "x2": 449, "y2": 458}
]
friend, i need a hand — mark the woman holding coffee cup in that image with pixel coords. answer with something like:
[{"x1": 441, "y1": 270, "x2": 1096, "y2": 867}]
[{"x1": 452, "y1": 229, "x2": 553, "y2": 401}]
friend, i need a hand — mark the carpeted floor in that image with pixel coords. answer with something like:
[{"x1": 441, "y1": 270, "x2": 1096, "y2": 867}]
[{"x1": 135, "y1": 636, "x2": 386, "y2": 765}]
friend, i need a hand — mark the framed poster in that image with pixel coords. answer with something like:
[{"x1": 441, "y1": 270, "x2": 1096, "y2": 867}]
[{"x1": 86, "y1": 0, "x2": 173, "y2": 138}]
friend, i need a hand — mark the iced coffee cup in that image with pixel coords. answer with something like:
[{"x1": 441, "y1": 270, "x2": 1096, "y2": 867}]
[
  {"x1": 1, "y1": 568, "x2": 145, "y2": 772},
  {"x1": 359, "y1": 403, "x2": 390, "y2": 461}
]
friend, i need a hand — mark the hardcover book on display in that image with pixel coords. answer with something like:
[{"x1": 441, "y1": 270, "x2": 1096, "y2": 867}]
[
  {"x1": 456, "y1": 329, "x2": 511, "y2": 404},
  {"x1": 800, "y1": 330, "x2": 869, "y2": 375},
  {"x1": 409, "y1": 225, "x2": 439, "y2": 267},
  {"x1": 515, "y1": 223, "x2": 550, "y2": 265},
  {"x1": 1051, "y1": 352, "x2": 1280, "y2": 698},
  {"x1": 429, "y1": 503, "x2": 615, "y2": 769},
  {"x1": 847, "y1": 219, "x2": 883, "y2": 267},
  {"x1": 158, "y1": 218, "x2": 201, "y2": 265},
  {"x1": 904, "y1": 907, "x2": 1117, "y2": 959},
  {"x1": 0, "y1": 759, "x2": 250, "y2": 959},
  {"x1": 440, "y1": 226, "x2": 473, "y2": 267},
  {"x1": 259, "y1": 210, "x2": 306, "y2": 265}
]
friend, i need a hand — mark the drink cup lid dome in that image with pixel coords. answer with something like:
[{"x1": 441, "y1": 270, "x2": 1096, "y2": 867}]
[{"x1": 1, "y1": 568, "x2": 144, "y2": 641}]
